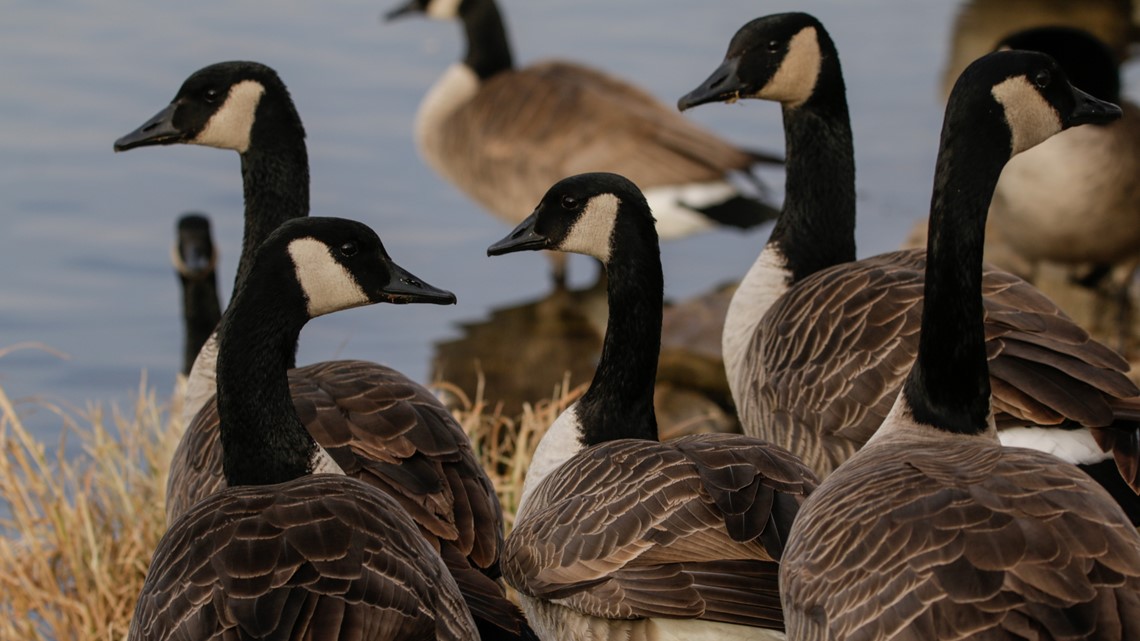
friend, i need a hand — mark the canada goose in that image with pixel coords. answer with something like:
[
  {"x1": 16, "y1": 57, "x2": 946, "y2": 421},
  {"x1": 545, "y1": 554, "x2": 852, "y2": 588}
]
[
  {"x1": 678, "y1": 13, "x2": 1140, "y2": 512},
  {"x1": 988, "y1": 26, "x2": 1140, "y2": 275},
  {"x1": 779, "y1": 50, "x2": 1140, "y2": 640},
  {"x1": 488, "y1": 172, "x2": 817, "y2": 640},
  {"x1": 172, "y1": 213, "x2": 222, "y2": 376},
  {"x1": 115, "y1": 61, "x2": 533, "y2": 641},
  {"x1": 128, "y1": 216, "x2": 479, "y2": 641},
  {"x1": 385, "y1": 0, "x2": 781, "y2": 285}
]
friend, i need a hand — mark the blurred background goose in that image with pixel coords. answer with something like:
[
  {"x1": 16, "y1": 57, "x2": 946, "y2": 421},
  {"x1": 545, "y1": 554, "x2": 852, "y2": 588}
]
[
  {"x1": 129, "y1": 216, "x2": 477, "y2": 641},
  {"x1": 385, "y1": 0, "x2": 782, "y2": 286},
  {"x1": 781, "y1": 50, "x2": 1140, "y2": 640},
  {"x1": 986, "y1": 26, "x2": 1140, "y2": 285},
  {"x1": 114, "y1": 60, "x2": 534, "y2": 641},
  {"x1": 679, "y1": 13, "x2": 1140, "y2": 521},
  {"x1": 172, "y1": 213, "x2": 221, "y2": 377},
  {"x1": 489, "y1": 172, "x2": 817, "y2": 640}
]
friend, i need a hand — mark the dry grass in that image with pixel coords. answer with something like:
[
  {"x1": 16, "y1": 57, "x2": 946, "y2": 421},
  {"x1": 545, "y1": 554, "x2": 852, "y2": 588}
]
[
  {"x1": 441, "y1": 373, "x2": 585, "y2": 527},
  {"x1": 0, "y1": 376, "x2": 182, "y2": 641},
  {"x1": 0, "y1": 370, "x2": 580, "y2": 641}
]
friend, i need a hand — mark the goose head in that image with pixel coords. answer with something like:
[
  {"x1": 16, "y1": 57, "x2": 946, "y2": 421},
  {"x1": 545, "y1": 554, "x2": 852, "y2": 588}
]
[
  {"x1": 949, "y1": 49, "x2": 1119, "y2": 159},
  {"x1": 996, "y1": 26, "x2": 1121, "y2": 105},
  {"x1": 678, "y1": 12, "x2": 834, "y2": 112},
  {"x1": 173, "y1": 213, "x2": 217, "y2": 282},
  {"x1": 385, "y1": 0, "x2": 464, "y2": 21},
  {"x1": 114, "y1": 61, "x2": 303, "y2": 154},
  {"x1": 487, "y1": 172, "x2": 654, "y2": 265},
  {"x1": 258, "y1": 217, "x2": 457, "y2": 320}
]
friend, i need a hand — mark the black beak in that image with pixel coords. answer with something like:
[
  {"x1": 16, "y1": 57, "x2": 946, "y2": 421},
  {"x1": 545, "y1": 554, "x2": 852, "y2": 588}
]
[
  {"x1": 380, "y1": 261, "x2": 457, "y2": 305},
  {"x1": 383, "y1": 0, "x2": 421, "y2": 21},
  {"x1": 114, "y1": 102, "x2": 183, "y2": 151},
  {"x1": 487, "y1": 212, "x2": 550, "y2": 256},
  {"x1": 1067, "y1": 85, "x2": 1122, "y2": 127},
  {"x1": 678, "y1": 57, "x2": 744, "y2": 112}
]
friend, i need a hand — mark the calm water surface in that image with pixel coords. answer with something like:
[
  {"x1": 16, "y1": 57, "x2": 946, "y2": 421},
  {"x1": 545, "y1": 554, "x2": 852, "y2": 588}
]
[{"x1": 6, "y1": 1, "x2": 1128, "y2": 449}]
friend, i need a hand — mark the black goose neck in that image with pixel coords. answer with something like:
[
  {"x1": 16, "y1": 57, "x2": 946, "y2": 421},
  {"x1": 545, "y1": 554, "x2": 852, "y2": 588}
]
[
  {"x1": 576, "y1": 219, "x2": 661, "y2": 446},
  {"x1": 767, "y1": 49, "x2": 856, "y2": 283},
  {"x1": 180, "y1": 272, "x2": 222, "y2": 375},
  {"x1": 216, "y1": 268, "x2": 316, "y2": 486},
  {"x1": 902, "y1": 110, "x2": 1009, "y2": 436},
  {"x1": 460, "y1": 0, "x2": 513, "y2": 79}
]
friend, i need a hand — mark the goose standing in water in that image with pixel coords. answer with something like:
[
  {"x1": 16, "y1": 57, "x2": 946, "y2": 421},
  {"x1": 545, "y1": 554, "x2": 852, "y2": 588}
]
[
  {"x1": 172, "y1": 212, "x2": 222, "y2": 376},
  {"x1": 129, "y1": 216, "x2": 478, "y2": 641},
  {"x1": 489, "y1": 172, "x2": 817, "y2": 640},
  {"x1": 386, "y1": 0, "x2": 782, "y2": 285},
  {"x1": 781, "y1": 50, "x2": 1140, "y2": 640},
  {"x1": 679, "y1": 14, "x2": 1140, "y2": 520},
  {"x1": 115, "y1": 61, "x2": 533, "y2": 641}
]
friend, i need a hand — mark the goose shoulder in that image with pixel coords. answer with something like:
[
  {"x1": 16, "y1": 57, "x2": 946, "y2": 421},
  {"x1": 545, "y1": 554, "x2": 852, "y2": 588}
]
[
  {"x1": 169, "y1": 358, "x2": 504, "y2": 570},
  {"x1": 782, "y1": 437, "x2": 1140, "y2": 640},
  {"x1": 749, "y1": 247, "x2": 1140, "y2": 478},
  {"x1": 505, "y1": 434, "x2": 815, "y2": 631},
  {"x1": 132, "y1": 475, "x2": 477, "y2": 641}
]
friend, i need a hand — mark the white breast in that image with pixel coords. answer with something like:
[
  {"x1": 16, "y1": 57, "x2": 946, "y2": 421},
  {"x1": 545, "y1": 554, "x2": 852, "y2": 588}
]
[{"x1": 414, "y1": 63, "x2": 480, "y2": 175}]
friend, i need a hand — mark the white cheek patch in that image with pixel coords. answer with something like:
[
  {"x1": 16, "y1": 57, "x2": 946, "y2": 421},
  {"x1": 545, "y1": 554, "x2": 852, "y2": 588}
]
[
  {"x1": 758, "y1": 26, "x2": 821, "y2": 108},
  {"x1": 426, "y1": 0, "x2": 462, "y2": 18},
  {"x1": 194, "y1": 80, "x2": 266, "y2": 153},
  {"x1": 559, "y1": 193, "x2": 619, "y2": 262},
  {"x1": 287, "y1": 238, "x2": 371, "y2": 318},
  {"x1": 991, "y1": 76, "x2": 1063, "y2": 155}
]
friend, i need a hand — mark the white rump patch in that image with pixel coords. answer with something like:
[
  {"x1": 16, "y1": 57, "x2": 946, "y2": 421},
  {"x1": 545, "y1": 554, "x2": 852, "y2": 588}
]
[
  {"x1": 518, "y1": 405, "x2": 586, "y2": 514},
  {"x1": 194, "y1": 80, "x2": 265, "y2": 153},
  {"x1": 426, "y1": 0, "x2": 463, "y2": 18},
  {"x1": 560, "y1": 193, "x2": 619, "y2": 262},
  {"x1": 759, "y1": 26, "x2": 821, "y2": 108},
  {"x1": 991, "y1": 76, "x2": 1063, "y2": 156},
  {"x1": 645, "y1": 182, "x2": 737, "y2": 239},
  {"x1": 998, "y1": 427, "x2": 1110, "y2": 465},
  {"x1": 287, "y1": 237, "x2": 371, "y2": 318}
]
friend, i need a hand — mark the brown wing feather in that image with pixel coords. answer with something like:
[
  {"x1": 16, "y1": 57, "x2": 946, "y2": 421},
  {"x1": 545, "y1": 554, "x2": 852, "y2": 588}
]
[
  {"x1": 433, "y1": 61, "x2": 763, "y2": 225},
  {"x1": 167, "y1": 360, "x2": 525, "y2": 638},
  {"x1": 130, "y1": 475, "x2": 478, "y2": 641},
  {"x1": 503, "y1": 435, "x2": 816, "y2": 629},
  {"x1": 781, "y1": 439, "x2": 1140, "y2": 641},
  {"x1": 747, "y1": 248, "x2": 1140, "y2": 485}
]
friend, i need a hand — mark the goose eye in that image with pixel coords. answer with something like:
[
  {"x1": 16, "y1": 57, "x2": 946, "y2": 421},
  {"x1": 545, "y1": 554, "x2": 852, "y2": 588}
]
[
  {"x1": 561, "y1": 195, "x2": 578, "y2": 210},
  {"x1": 204, "y1": 88, "x2": 220, "y2": 103},
  {"x1": 767, "y1": 40, "x2": 780, "y2": 53},
  {"x1": 1033, "y1": 69, "x2": 1051, "y2": 89},
  {"x1": 339, "y1": 242, "x2": 358, "y2": 257}
]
